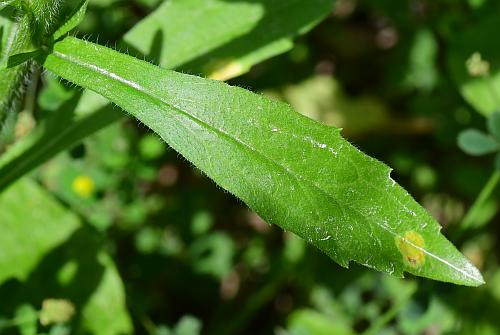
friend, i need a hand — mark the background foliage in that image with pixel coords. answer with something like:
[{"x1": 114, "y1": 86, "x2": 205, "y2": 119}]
[{"x1": 1, "y1": 0, "x2": 500, "y2": 334}]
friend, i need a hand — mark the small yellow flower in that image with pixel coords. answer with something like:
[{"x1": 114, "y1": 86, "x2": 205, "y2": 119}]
[{"x1": 72, "y1": 175, "x2": 95, "y2": 198}]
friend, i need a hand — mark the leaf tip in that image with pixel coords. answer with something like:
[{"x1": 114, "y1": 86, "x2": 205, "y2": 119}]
[{"x1": 459, "y1": 259, "x2": 485, "y2": 287}]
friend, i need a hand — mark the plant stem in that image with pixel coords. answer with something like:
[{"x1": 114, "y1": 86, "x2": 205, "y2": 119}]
[{"x1": 461, "y1": 170, "x2": 500, "y2": 229}]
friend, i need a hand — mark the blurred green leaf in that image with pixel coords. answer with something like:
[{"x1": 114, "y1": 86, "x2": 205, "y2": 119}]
[
  {"x1": 283, "y1": 233, "x2": 306, "y2": 264},
  {"x1": 0, "y1": 178, "x2": 79, "y2": 284},
  {"x1": 287, "y1": 309, "x2": 354, "y2": 335},
  {"x1": 47, "y1": 324, "x2": 71, "y2": 335},
  {"x1": 404, "y1": 29, "x2": 437, "y2": 92},
  {"x1": 53, "y1": 0, "x2": 89, "y2": 40},
  {"x1": 38, "y1": 74, "x2": 73, "y2": 111},
  {"x1": 495, "y1": 152, "x2": 500, "y2": 170},
  {"x1": 15, "y1": 304, "x2": 38, "y2": 335},
  {"x1": 139, "y1": 133, "x2": 166, "y2": 160},
  {"x1": 411, "y1": 165, "x2": 437, "y2": 191},
  {"x1": 124, "y1": 0, "x2": 334, "y2": 79},
  {"x1": 42, "y1": 36, "x2": 484, "y2": 286},
  {"x1": 190, "y1": 233, "x2": 235, "y2": 279},
  {"x1": 135, "y1": 226, "x2": 162, "y2": 254},
  {"x1": 81, "y1": 252, "x2": 133, "y2": 335},
  {"x1": 174, "y1": 315, "x2": 203, "y2": 335},
  {"x1": 457, "y1": 129, "x2": 499, "y2": 156},
  {"x1": 487, "y1": 111, "x2": 500, "y2": 140},
  {"x1": 0, "y1": 178, "x2": 132, "y2": 334},
  {"x1": 191, "y1": 211, "x2": 214, "y2": 236}
]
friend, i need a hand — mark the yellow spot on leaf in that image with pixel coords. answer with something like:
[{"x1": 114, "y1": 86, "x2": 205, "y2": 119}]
[
  {"x1": 206, "y1": 59, "x2": 244, "y2": 81},
  {"x1": 72, "y1": 175, "x2": 95, "y2": 198},
  {"x1": 396, "y1": 231, "x2": 425, "y2": 267}
]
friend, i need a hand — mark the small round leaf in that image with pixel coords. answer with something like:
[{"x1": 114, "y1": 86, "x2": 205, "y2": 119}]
[{"x1": 457, "y1": 129, "x2": 499, "y2": 155}]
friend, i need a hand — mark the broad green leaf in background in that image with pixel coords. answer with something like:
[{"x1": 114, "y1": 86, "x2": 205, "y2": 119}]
[
  {"x1": 0, "y1": 178, "x2": 133, "y2": 334},
  {"x1": 41, "y1": 36, "x2": 484, "y2": 286},
  {"x1": 0, "y1": 0, "x2": 334, "y2": 190},
  {"x1": 124, "y1": 0, "x2": 334, "y2": 80},
  {"x1": 81, "y1": 252, "x2": 133, "y2": 335},
  {"x1": 14, "y1": 304, "x2": 38, "y2": 335},
  {"x1": 0, "y1": 178, "x2": 79, "y2": 283}
]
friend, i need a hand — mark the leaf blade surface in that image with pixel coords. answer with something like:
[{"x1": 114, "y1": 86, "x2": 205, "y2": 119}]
[{"x1": 42, "y1": 36, "x2": 483, "y2": 286}]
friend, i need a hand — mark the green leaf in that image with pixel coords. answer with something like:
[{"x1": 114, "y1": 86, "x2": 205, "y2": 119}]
[
  {"x1": 123, "y1": 0, "x2": 334, "y2": 79},
  {"x1": 0, "y1": 178, "x2": 79, "y2": 284},
  {"x1": 0, "y1": 178, "x2": 133, "y2": 334},
  {"x1": 41, "y1": 36, "x2": 484, "y2": 286},
  {"x1": 287, "y1": 309, "x2": 355, "y2": 335},
  {"x1": 53, "y1": 0, "x2": 89, "y2": 41},
  {"x1": 173, "y1": 315, "x2": 203, "y2": 335},
  {"x1": 15, "y1": 304, "x2": 38, "y2": 335},
  {"x1": 6, "y1": 49, "x2": 41, "y2": 68},
  {"x1": 457, "y1": 129, "x2": 499, "y2": 156},
  {"x1": 81, "y1": 252, "x2": 133, "y2": 335},
  {"x1": 190, "y1": 233, "x2": 235, "y2": 279},
  {"x1": 487, "y1": 111, "x2": 500, "y2": 140}
]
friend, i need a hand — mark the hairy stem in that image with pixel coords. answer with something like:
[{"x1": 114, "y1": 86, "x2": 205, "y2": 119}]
[{"x1": 0, "y1": 0, "x2": 66, "y2": 147}]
